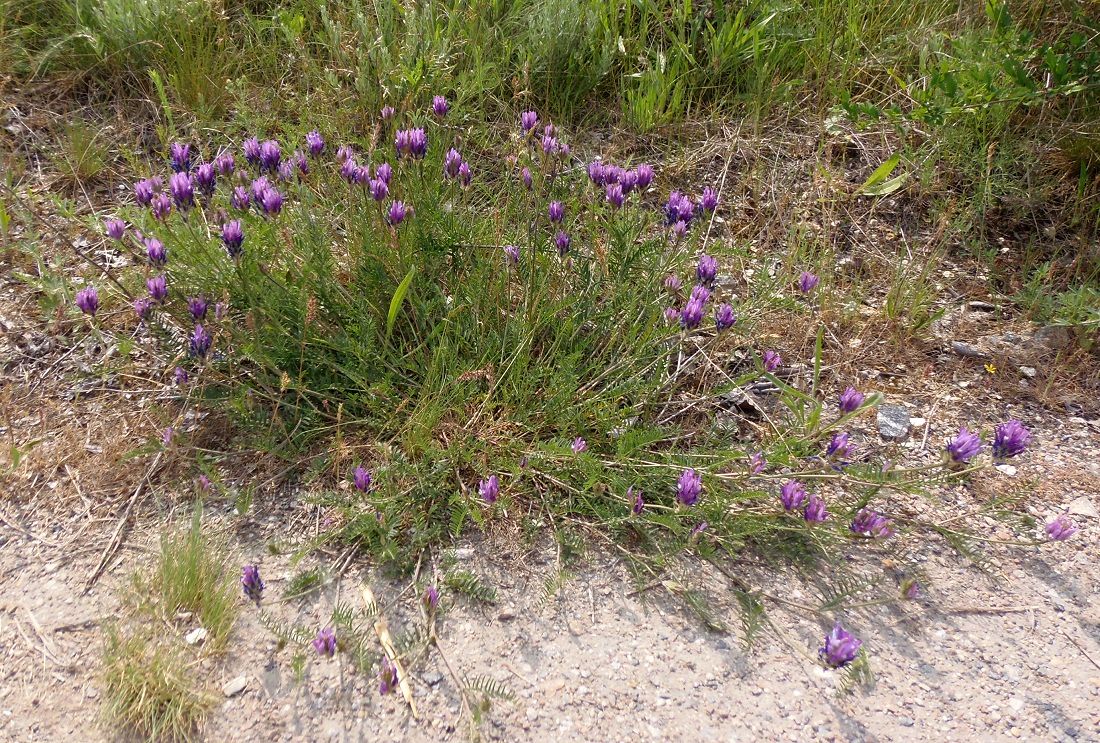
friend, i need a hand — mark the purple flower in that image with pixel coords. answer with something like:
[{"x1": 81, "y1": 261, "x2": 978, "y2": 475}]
[
  {"x1": 901, "y1": 579, "x2": 921, "y2": 600},
  {"x1": 820, "y1": 623, "x2": 862, "y2": 668},
  {"x1": 380, "y1": 105, "x2": 396, "y2": 123},
  {"x1": 151, "y1": 193, "x2": 172, "y2": 221},
  {"x1": 444, "y1": 148, "x2": 463, "y2": 178},
  {"x1": 826, "y1": 432, "x2": 852, "y2": 459},
  {"x1": 689, "y1": 284, "x2": 710, "y2": 304},
  {"x1": 605, "y1": 183, "x2": 624, "y2": 209},
  {"x1": 222, "y1": 220, "x2": 244, "y2": 258},
  {"x1": 587, "y1": 161, "x2": 606, "y2": 186},
  {"x1": 548, "y1": 201, "x2": 564, "y2": 223},
  {"x1": 541, "y1": 133, "x2": 559, "y2": 155},
  {"x1": 676, "y1": 468, "x2": 702, "y2": 506},
  {"x1": 134, "y1": 178, "x2": 156, "y2": 206},
  {"x1": 104, "y1": 219, "x2": 126, "y2": 240},
  {"x1": 242, "y1": 137, "x2": 261, "y2": 165},
  {"x1": 798, "y1": 271, "x2": 820, "y2": 294},
  {"x1": 169, "y1": 142, "x2": 191, "y2": 172},
  {"x1": 75, "y1": 286, "x2": 99, "y2": 316},
  {"x1": 173, "y1": 366, "x2": 189, "y2": 385},
  {"x1": 479, "y1": 475, "x2": 499, "y2": 504},
  {"x1": 189, "y1": 324, "x2": 212, "y2": 358},
  {"x1": 993, "y1": 420, "x2": 1030, "y2": 459},
  {"x1": 187, "y1": 296, "x2": 208, "y2": 321},
  {"x1": 277, "y1": 160, "x2": 296, "y2": 182},
  {"x1": 680, "y1": 298, "x2": 705, "y2": 330},
  {"x1": 1045, "y1": 514, "x2": 1077, "y2": 541},
  {"x1": 521, "y1": 167, "x2": 533, "y2": 190},
  {"x1": 387, "y1": 200, "x2": 410, "y2": 226},
  {"x1": 554, "y1": 231, "x2": 570, "y2": 256},
  {"x1": 432, "y1": 95, "x2": 449, "y2": 117},
  {"x1": 162, "y1": 427, "x2": 174, "y2": 446},
  {"x1": 378, "y1": 657, "x2": 398, "y2": 694},
  {"x1": 214, "y1": 152, "x2": 235, "y2": 175},
  {"x1": 353, "y1": 465, "x2": 372, "y2": 492},
  {"x1": 423, "y1": 585, "x2": 440, "y2": 611},
  {"x1": 850, "y1": 509, "x2": 893, "y2": 538},
  {"x1": 715, "y1": 303, "x2": 736, "y2": 331},
  {"x1": 665, "y1": 191, "x2": 695, "y2": 224},
  {"x1": 696, "y1": 254, "x2": 718, "y2": 285},
  {"x1": 504, "y1": 244, "x2": 520, "y2": 265},
  {"x1": 214, "y1": 302, "x2": 227, "y2": 320},
  {"x1": 700, "y1": 186, "x2": 718, "y2": 212},
  {"x1": 619, "y1": 169, "x2": 638, "y2": 194},
  {"x1": 369, "y1": 178, "x2": 389, "y2": 202},
  {"x1": 375, "y1": 162, "x2": 393, "y2": 184},
  {"x1": 312, "y1": 627, "x2": 337, "y2": 657},
  {"x1": 133, "y1": 298, "x2": 153, "y2": 321},
  {"x1": 144, "y1": 237, "x2": 167, "y2": 266},
  {"x1": 663, "y1": 274, "x2": 682, "y2": 292},
  {"x1": 946, "y1": 426, "x2": 982, "y2": 463},
  {"x1": 168, "y1": 172, "x2": 194, "y2": 210},
  {"x1": 395, "y1": 128, "x2": 427, "y2": 159},
  {"x1": 803, "y1": 494, "x2": 829, "y2": 522},
  {"x1": 147, "y1": 275, "x2": 168, "y2": 302},
  {"x1": 838, "y1": 386, "x2": 865, "y2": 414},
  {"x1": 635, "y1": 164, "x2": 654, "y2": 189},
  {"x1": 629, "y1": 486, "x2": 644, "y2": 515},
  {"x1": 780, "y1": 480, "x2": 808, "y2": 511},
  {"x1": 521, "y1": 110, "x2": 539, "y2": 133},
  {"x1": 663, "y1": 306, "x2": 680, "y2": 323},
  {"x1": 258, "y1": 139, "x2": 281, "y2": 172},
  {"x1": 241, "y1": 565, "x2": 265, "y2": 603},
  {"x1": 571, "y1": 437, "x2": 587, "y2": 454},
  {"x1": 194, "y1": 163, "x2": 216, "y2": 196},
  {"x1": 762, "y1": 350, "x2": 782, "y2": 372},
  {"x1": 690, "y1": 521, "x2": 709, "y2": 538},
  {"x1": 259, "y1": 188, "x2": 283, "y2": 216},
  {"x1": 231, "y1": 186, "x2": 250, "y2": 211},
  {"x1": 671, "y1": 220, "x2": 688, "y2": 241},
  {"x1": 749, "y1": 452, "x2": 766, "y2": 474},
  {"x1": 336, "y1": 144, "x2": 354, "y2": 164},
  {"x1": 306, "y1": 130, "x2": 325, "y2": 157},
  {"x1": 458, "y1": 161, "x2": 471, "y2": 187}
]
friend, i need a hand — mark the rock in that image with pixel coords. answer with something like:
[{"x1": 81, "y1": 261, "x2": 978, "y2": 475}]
[
  {"x1": 1068, "y1": 496, "x2": 1098, "y2": 519},
  {"x1": 1019, "y1": 366, "x2": 1037, "y2": 379},
  {"x1": 995, "y1": 464, "x2": 1018, "y2": 477},
  {"x1": 951, "y1": 341, "x2": 986, "y2": 358},
  {"x1": 497, "y1": 607, "x2": 517, "y2": 621},
  {"x1": 1032, "y1": 325, "x2": 1072, "y2": 352},
  {"x1": 877, "y1": 405, "x2": 911, "y2": 441},
  {"x1": 222, "y1": 676, "x2": 248, "y2": 697},
  {"x1": 967, "y1": 301, "x2": 997, "y2": 312},
  {"x1": 423, "y1": 671, "x2": 444, "y2": 687},
  {"x1": 184, "y1": 627, "x2": 207, "y2": 645}
]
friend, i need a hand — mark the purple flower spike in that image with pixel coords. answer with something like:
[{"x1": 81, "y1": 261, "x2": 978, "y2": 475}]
[
  {"x1": 169, "y1": 142, "x2": 191, "y2": 172},
  {"x1": 762, "y1": 350, "x2": 782, "y2": 372},
  {"x1": 194, "y1": 163, "x2": 216, "y2": 196},
  {"x1": 540, "y1": 133, "x2": 559, "y2": 155},
  {"x1": 242, "y1": 137, "x2": 261, "y2": 165},
  {"x1": 133, "y1": 298, "x2": 153, "y2": 322},
  {"x1": 369, "y1": 178, "x2": 389, "y2": 202},
  {"x1": 504, "y1": 244, "x2": 520, "y2": 265},
  {"x1": 378, "y1": 657, "x2": 398, "y2": 695},
  {"x1": 635, "y1": 164, "x2": 654, "y2": 189},
  {"x1": 548, "y1": 201, "x2": 564, "y2": 223},
  {"x1": 696, "y1": 254, "x2": 718, "y2": 285},
  {"x1": 173, "y1": 366, "x2": 189, "y2": 385},
  {"x1": 680, "y1": 298, "x2": 705, "y2": 330},
  {"x1": 478, "y1": 475, "x2": 500, "y2": 504},
  {"x1": 671, "y1": 220, "x2": 688, "y2": 241},
  {"x1": 521, "y1": 110, "x2": 538, "y2": 133},
  {"x1": 277, "y1": 160, "x2": 295, "y2": 182},
  {"x1": 749, "y1": 452, "x2": 766, "y2": 474},
  {"x1": 798, "y1": 271, "x2": 820, "y2": 294},
  {"x1": 187, "y1": 296, "x2": 209, "y2": 321},
  {"x1": 838, "y1": 387, "x2": 865, "y2": 414},
  {"x1": 850, "y1": 509, "x2": 893, "y2": 538},
  {"x1": 214, "y1": 152, "x2": 235, "y2": 175},
  {"x1": 376, "y1": 162, "x2": 393, "y2": 184},
  {"x1": 423, "y1": 585, "x2": 440, "y2": 611},
  {"x1": 780, "y1": 480, "x2": 808, "y2": 511},
  {"x1": 306, "y1": 130, "x2": 325, "y2": 157},
  {"x1": 353, "y1": 465, "x2": 372, "y2": 492},
  {"x1": 605, "y1": 183, "x2": 624, "y2": 209},
  {"x1": 458, "y1": 161, "x2": 471, "y2": 187},
  {"x1": 134, "y1": 178, "x2": 156, "y2": 206},
  {"x1": 444, "y1": 148, "x2": 463, "y2": 179},
  {"x1": 826, "y1": 432, "x2": 852, "y2": 459},
  {"x1": 168, "y1": 172, "x2": 194, "y2": 210},
  {"x1": 387, "y1": 200, "x2": 410, "y2": 226},
  {"x1": 259, "y1": 188, "x2": 283, "y2": 216},
  {"x1": 820, "y1": 623, "x2": 862, "y2": 668},
  {"x1": 946, "y1": 426, "x2": 982, "y2": 463},
  {"x1": 222, "y1": 219, "x2": 244, "y2": 258},
  {"x1": 147, "y1": 275, "x2": 168, "y2": 303},
  {"x1": 715, "y1": 303, "x2": 736, "y2": 331},
  {"x1": 231, "y1": 186, "x2": 250, "y2": 211},
  {"x1": 432, "y1": 95, "x2": 449, "y2": 117},
  {"x1": 381, "y1": 105, "x2": 396, "y2": 123},
  {"x1": 189, "y1": 324, "x2": 212, "y2": 358},
  {"x1": 676, "y1": 468, "x2": 702, "y2": 506},
  {"x1": 144, "y1": 237, "x2": 167, "y2": 266},
  {"x1": 663, "y1": 306, "x2": 680, "y2": 323},
  {"x1": 312, "y1": 627, "x2": 337, "y2": 657},
  {"x1": 521, "y1": 167, "x2": 533, "y2": 190},
  {"x1": 1045, "y1": 514, "x2": 1077, "y2": 541},
  {"x1": 241, "y1": 565, "x2": 265, "y2": 603},
  {"x1": 395, "y1": 128, "x2": 427, "y2": 159},
  {"x1": 663, "y1": 274, "x2": 682, "y2": 292},
  {"x1": 258, "y1": 139, "x2": 281, "y2": 172},
  {"x1": 151, "y1": 193, "x2": 172, "y2": 221},
  {"x1": 902, "y1": 579, "x2": 921, "y2": 600},
  {"x1": 803, "y1": 494, "x2": 829, "y2": 523},
  {"x1": 571, "y1": 437, "x2": 587, "y2": 454},
  {"x1": 993, "y1": 420, "x2": 1030, "y2": 459},
  {"x1": 619, "y1": 170, "x2": 638, "y2": 194},
  {"x1": 75, "y1": 286, "x2": 99, "y2": 316},
  {"x1": 554, "y1": 231, "x2": 570, "y2": 256},
  {"x1": 700, "y1": 186, "x2": 718, "y2": 212},
  {"x1": 628, "y1": 486, "x2": 644, "y2": 515},
  {"x1": 104, "y1": 219, "x2": 126, "y2": 240}
]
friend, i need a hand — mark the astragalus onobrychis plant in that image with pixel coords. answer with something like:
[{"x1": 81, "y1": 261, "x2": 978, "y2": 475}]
[{"x1": 80, "y1": 98, "x2": 1076, "y2": 681}]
